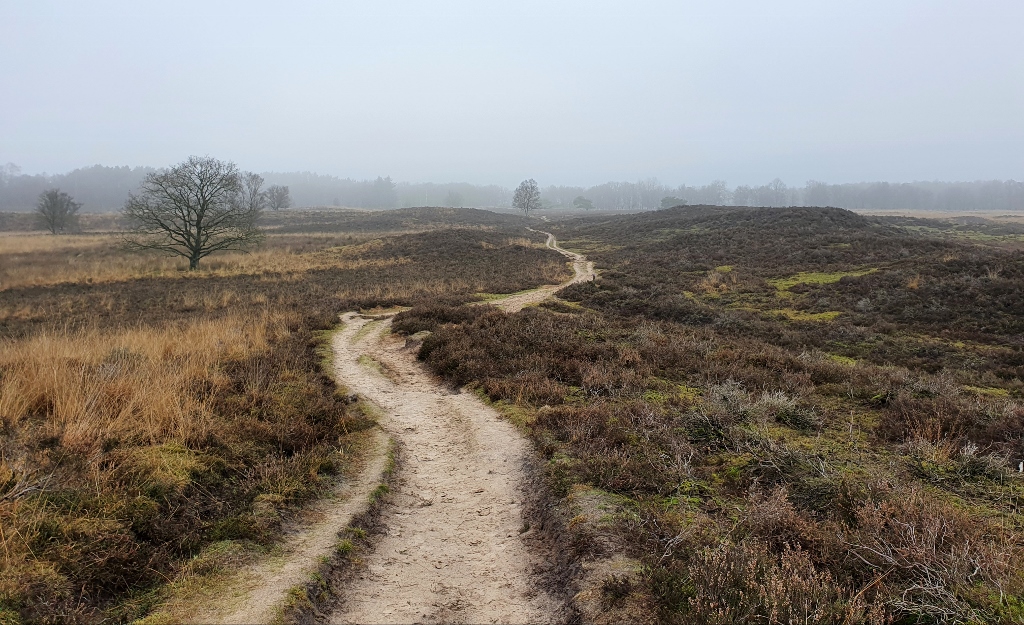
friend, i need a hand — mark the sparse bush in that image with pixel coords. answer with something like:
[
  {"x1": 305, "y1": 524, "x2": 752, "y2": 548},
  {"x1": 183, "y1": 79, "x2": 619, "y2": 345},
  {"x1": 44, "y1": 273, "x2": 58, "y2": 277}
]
[
  {"x1": 905, "y1": 437, "x2": 1010, "y2": 484},
  {"x1": 842, "y1": 485, "x2": 1018, "y2": 623},
  {"x1": 653, "y1": 540, "x2": 854, "y2": 625}
]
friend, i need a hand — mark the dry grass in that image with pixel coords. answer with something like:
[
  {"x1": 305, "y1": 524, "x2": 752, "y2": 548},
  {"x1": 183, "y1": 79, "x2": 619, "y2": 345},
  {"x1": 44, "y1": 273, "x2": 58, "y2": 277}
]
[
  {"x1": 0, "y1": 232, "x2": 392, "y2": 290},
  {"x1": 0, "y1": 313, "x2": 270, "y2": 448},
  {"x1": 0, "y1": 211, "x2": 572, "y2": 623},
  {"x1": 0, "y1": 311, "x2": 368, "y2": 623}
]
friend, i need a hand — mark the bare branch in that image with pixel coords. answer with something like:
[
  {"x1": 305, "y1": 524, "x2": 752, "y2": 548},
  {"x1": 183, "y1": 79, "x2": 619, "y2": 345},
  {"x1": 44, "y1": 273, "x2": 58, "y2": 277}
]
[{"x1": 120, "y1": 156, "x2": 264, "y2": 269}]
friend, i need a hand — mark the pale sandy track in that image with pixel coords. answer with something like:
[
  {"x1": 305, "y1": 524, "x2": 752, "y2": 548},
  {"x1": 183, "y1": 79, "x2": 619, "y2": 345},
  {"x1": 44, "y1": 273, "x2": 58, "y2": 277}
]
[
  {"x1": 156, "y1": 229, "x2": 588, "y2": 624},
  {"x1": 326, "y1": 230, "x2": 589, "y2": 623},
  {"x1": 493, "y1": 229, "x2": 593, "y2": 313},
  {"x1": 153, "y1": 428, "x2": 391, "y2": 624}
]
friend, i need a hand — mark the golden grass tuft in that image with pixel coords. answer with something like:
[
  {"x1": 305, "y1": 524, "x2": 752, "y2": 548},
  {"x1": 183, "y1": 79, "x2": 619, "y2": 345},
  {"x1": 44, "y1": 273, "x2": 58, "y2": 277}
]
[{"x1": 0, "y1": 314, "x2": 273, "y2": 451}]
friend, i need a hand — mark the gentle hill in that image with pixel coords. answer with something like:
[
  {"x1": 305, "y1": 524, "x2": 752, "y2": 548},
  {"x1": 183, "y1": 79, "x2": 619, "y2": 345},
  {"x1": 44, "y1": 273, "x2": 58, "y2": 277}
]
[
  {"x1": 550, "y1": 205, "x2": 920, "y2": 277},
  {"x1": 397, "y1": 205, "x2": 1024, "y2": 624},
  {"x1": 261, "y1": 206, "x2": 530, "y2": 234}
]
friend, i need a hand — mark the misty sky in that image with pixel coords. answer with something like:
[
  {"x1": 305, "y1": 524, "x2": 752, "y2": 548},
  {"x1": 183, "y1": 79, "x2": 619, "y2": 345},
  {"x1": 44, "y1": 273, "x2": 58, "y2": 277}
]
[{"x1": 2, "y1": 1, "x2": 1022, "y2": 187}]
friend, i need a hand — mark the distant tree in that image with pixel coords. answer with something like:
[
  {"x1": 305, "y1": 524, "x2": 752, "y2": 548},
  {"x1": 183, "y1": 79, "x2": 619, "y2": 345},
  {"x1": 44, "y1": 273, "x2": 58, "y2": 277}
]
[
  {"x1": 372, "y1": 176, "x2": 397, "y2": 208},
  {"x1": 36, "y1": 188, "x2": 81, "y2": 234},
  {"x1": 122, "y1": 156, "x2": 264, "y2": 270},
  {"x1": 767, "y1": 178, "x2": 788, "y2": 207},
  {"x1": 445, "y1": 190, "x2": 464, "y2": 208},
  {"x1": 733, "y1": 185, "x2": 752, "y2": 206},
  {"x1": 572, "y1": 196, "x2": 593, "y2": 210},
  {"x1": 513, "y1": 179, "x2": 541, "y2": 215},
  {"x1": 804, "y1": 180, "x2": 832, "y2": 207},
  {"x1": 699, "y1": 180, "x2": 730, "y2": 205},
  {"x1": 266, "y1": 184, "x2": 291, "y2": 211},
  {"x1": 1, "y1": 163, "x2": 21, "y2": 187},
  {"x1": 661, "y1": 196, "x2": 687, "y2": 209}
]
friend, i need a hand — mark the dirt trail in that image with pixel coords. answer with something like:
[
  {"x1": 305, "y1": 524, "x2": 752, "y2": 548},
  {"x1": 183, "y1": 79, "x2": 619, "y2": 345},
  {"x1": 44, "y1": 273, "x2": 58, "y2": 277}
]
[
  {"x1": 494, "y1": 230, "x2": 594, "y2": 313},
  {"x1": 159, "y1": 230, "x2": 588, "y2": 624},
  {"x1": 326, "y1": 231, "x2": 589, "y2": 624},
  {"x1": 157, "y1": 428, "x2": 391, "y2": 624}
]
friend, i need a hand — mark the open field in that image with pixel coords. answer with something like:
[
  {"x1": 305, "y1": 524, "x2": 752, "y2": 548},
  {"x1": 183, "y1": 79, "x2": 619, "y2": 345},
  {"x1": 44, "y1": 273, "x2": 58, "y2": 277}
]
[
  {"x1": 851, "y1": 208, "x2": 1024, "y2": 222},
  {"x1": 4, "y1": 204, "x2": 1024, "y2": 624},
  {"x1": 0, "y1": 208, "x2": 570, "y2": 624},
  {"x1": 396, "y1": 206, "x2": 1024, "y2": 624}
]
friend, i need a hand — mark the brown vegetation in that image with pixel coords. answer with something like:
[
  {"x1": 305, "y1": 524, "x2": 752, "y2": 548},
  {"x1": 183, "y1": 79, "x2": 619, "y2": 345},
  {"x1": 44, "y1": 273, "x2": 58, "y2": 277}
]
[
  {"x1": 0, "y1": 208, "x2": 569, "y2": 624},
  {"x1": 395, "y1": 206, "x2": 1024, "y2": 624}
]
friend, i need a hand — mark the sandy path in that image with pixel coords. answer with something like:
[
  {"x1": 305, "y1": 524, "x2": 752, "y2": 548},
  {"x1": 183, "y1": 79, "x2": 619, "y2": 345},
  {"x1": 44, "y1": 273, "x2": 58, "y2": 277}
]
[
  {"x1": 157, "y1": 428, "x2": 391, "y2": 624},
  {"x1": 494, "y1": 230, "x2": 594, "y2": 313},
  {"x1": 326, "y1": 231, "x2": 589, "y2": 624}
]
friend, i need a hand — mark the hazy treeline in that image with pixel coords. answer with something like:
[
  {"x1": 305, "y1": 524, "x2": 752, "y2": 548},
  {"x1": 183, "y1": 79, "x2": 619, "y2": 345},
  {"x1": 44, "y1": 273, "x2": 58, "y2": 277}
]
[
  {"x1": 261, "y1": 172, "x2": 512, "y2": 209},
  {"x1": 545, "y1": 178, "x2": 1024, "y2": 212},
  {"x1": 0, "y1": 164, "x2": 512, "y2": 211},
  {"x1": 1, "y1": 162, "x2": 1021, "y2": 213},
  {"x1": 0, "y1": 163, "x2": 155, "y2": 212}
]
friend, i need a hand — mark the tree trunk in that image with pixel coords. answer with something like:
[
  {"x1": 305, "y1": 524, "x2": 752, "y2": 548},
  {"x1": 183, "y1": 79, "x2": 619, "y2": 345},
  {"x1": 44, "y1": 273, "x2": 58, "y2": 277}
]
[{"x1": 189, "y1": 255, "x2": 199, "y2": 270}]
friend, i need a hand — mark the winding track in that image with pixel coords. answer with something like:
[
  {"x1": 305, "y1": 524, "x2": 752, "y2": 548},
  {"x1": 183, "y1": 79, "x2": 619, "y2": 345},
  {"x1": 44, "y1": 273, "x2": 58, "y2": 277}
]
[
  {"x1": 327, "y1": 231, "x2": 591, "y2": 623},
  {"x1": 159, "y1": 231, "x2": 591, "y2": 624}
]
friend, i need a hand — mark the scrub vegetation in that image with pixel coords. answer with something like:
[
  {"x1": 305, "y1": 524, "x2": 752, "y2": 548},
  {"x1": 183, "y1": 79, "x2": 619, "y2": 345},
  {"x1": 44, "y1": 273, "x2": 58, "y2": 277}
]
[
  {"x1": 0, "y1": 208, "x2": 568, "y2": 624},
  {"x1": 395, "y1": 206, "x2": 1024, "y2": 624}
]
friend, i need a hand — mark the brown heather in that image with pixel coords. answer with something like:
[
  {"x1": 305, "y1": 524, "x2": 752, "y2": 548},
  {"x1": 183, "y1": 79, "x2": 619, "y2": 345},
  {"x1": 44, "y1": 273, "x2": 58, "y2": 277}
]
[
  {"x1": 396, "y1": 206, "x2": 1024, "y2": 624},
  {"x1": 0, "y1": 208, "x2": 570, "y2": 624}
]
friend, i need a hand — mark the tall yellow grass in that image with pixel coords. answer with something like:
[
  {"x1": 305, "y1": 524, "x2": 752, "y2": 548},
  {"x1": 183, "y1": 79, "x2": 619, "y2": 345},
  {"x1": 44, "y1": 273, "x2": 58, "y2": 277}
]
[{"x1": 0, "y1": 313, "x2": 277, "y2": 453}]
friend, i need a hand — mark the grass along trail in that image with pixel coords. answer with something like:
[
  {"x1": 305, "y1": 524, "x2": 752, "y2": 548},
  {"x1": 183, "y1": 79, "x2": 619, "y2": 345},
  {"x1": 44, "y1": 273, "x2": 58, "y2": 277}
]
[
  {"x1": 492, "y1": 229, "x2": 594, "y2": 312},
  {"x1": 325, "y1": 232, "x2": 589, "y2": 623},
  {"x1": 147, "y1": 230, "x2": 588, "y2": 624},
  {"x1": 143, "y1": 427, "x2": 391, "y2": 624}
]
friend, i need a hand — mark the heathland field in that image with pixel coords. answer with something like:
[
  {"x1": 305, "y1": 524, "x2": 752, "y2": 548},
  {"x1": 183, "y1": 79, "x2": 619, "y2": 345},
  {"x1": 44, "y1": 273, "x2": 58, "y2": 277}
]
[
  {"x1": 0, "y1": 207, "x2": 569, "y2": 623},
  {"x1": 395, "y1": 206, "x2": 1024, "y2": 624},
  {"x1": 3, "y1": 204, "x2": 1024, "y2": 624}
]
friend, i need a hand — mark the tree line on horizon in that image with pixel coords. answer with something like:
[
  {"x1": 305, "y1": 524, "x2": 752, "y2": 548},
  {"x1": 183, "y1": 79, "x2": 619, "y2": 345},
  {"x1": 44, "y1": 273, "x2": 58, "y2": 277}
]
[{"x1": 1, "y1": 162, "x2": 1022, "y2": 213}]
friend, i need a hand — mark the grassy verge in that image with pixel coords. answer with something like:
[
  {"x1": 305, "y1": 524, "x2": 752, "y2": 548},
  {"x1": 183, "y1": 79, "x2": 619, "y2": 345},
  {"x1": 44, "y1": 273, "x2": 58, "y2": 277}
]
[{"x1": 274, "y1": 437, "x2": 400, "y2": 625}]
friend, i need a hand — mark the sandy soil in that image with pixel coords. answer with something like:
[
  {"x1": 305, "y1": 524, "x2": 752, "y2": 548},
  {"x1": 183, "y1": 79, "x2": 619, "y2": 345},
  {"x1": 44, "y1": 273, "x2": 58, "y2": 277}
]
[
  {"x1": 156, "y1": 428, "x2": 390, "y2": 624},
  {"x1": 326, "y1": 231, "x2": 589, "y2": 624}
]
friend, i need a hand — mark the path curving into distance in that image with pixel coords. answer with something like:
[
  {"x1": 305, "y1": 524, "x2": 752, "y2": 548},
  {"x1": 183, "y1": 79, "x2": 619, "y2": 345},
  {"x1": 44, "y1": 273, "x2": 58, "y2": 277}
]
[
  {"x1": 326, "y1": 231, "x2": 591, "y2": 624},
  {"x1": 153, "y1": 230, "x2": 591, "y2": 624}
]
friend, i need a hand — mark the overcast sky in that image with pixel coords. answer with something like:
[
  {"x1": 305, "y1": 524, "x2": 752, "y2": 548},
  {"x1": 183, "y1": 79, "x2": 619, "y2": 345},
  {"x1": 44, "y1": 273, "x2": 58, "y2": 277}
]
[{"x1": 2, "y1": 1, "x2": 1021, "y2": 187}]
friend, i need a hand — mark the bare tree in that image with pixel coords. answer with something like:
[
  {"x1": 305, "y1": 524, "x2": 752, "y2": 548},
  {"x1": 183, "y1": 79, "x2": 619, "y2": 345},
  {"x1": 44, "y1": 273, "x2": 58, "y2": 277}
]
[
  {"x1": 1, "y1": 163, "x2": 21, "y2": 186},
  {"x1": 513, "y1": 179, "x2": 541, "y2": 215},
  {"x1": 767, "y1": 178, "x2": 788, "y2": 207},
  {"x1": 122, "y1": 156, "x2": 264, "y2": 270},
  {"x1": 266, "y1": 184, "x2": 291, "y2": 211},
  {"x1": 36, "y1": 188, "x2": 82, "y2": 234}
]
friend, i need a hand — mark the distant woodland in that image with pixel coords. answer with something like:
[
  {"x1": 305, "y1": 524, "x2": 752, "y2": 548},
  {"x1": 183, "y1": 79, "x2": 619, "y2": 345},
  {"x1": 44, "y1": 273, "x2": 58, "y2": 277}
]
[{"x1": 1, "y1": 163, "x2": 1021, "y2": 213}]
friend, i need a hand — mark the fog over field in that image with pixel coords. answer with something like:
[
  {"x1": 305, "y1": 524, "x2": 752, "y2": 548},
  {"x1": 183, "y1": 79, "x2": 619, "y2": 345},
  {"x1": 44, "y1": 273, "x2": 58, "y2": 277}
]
[
  {"x1": 2, "y1": 1, "x2": 1022, "y2": 187},
  {"x1": 6, "y1": 4, "x2": 1024, "y2": 624}
]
